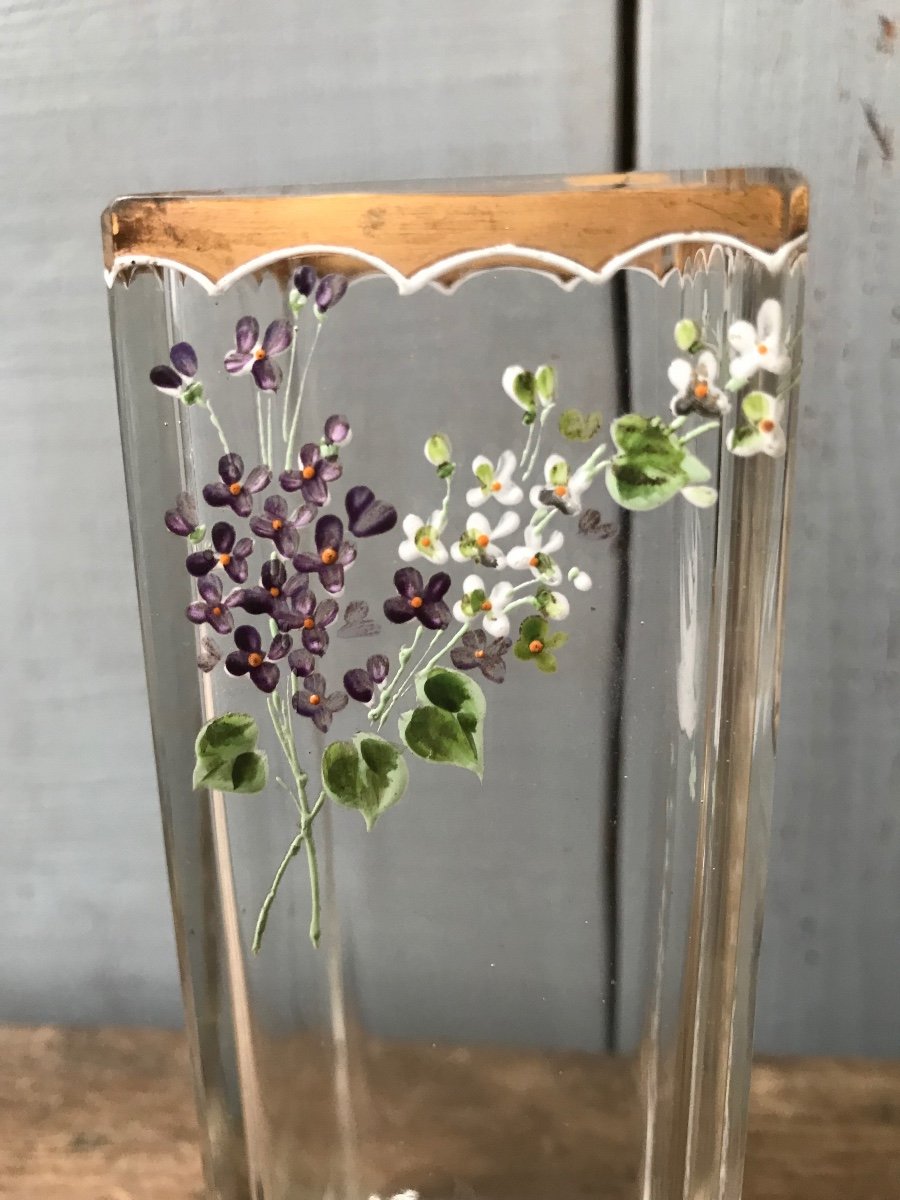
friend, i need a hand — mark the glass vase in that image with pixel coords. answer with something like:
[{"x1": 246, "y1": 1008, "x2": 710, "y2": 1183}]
[{"x1": 104, "y1": 170, "x2": 807, "y2": 1200}]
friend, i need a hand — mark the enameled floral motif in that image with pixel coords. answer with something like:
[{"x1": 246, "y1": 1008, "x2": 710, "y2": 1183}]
[{"x1": 150, "y1": 280, "x2": 798, "y2": 950}]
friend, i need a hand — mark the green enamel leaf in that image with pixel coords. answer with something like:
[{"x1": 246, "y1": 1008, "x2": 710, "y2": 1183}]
[
  {"x1": 398, "y1": 706, "x2": 479, "y2": 774},
  {"x1": 187, "y1": 525, "x2": 206, "y2": 544},
  {"x1": 322, "y1": 733, "x2": 409, "y2": 829},
  {"x1": 195, "y1": 712, "x2": 258, "y2": 759},
  {"x1": 742, "y1": 390, "x2": 769, "y2": 423},
  {"x1": 193, "y1": 750, "x2": 267, "y2": 794},
  {"x1": 193, "y1": 713, "x2": 267, "y2": 794},
  {"x1": 474, "y1": 462, "x2": 494, "y2": 488},
  {"x1": 559, "y1": 408, "x2": 603, "y2": 442},
  {"x1": 398, "y1": 667, "x2": 486, "y2": 778}
]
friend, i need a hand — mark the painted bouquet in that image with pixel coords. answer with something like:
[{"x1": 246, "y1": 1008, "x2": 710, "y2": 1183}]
[{"x1": 150, "y1": 268, "x2": 796, "y2": 949}]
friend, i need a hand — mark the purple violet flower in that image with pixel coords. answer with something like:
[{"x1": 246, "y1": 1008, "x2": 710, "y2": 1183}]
[
  {"x1": 344, "y1": 654, "x2": 390, "y2": 704},
  {"x1": 185, "y1": 522, "x2": 253, "y2": 583},
  {"x1": 224, "y1": 317, "x2": 293, "y2": 392},
  {"x1": 289, "y1": 591, "x2": 340, "y2": 656},
  {"x1": 293, "y1": 515, "x2": 357, "y2": 594},
  {"x1": 150, "y1": 343, "x2": 201, "y2": 402},
  {"x1": 314, "y1": 274, "x2": 349, "y2": 317},
  {"x1": 450, "y1": 628, "x2": 512, "y2": 684},
  {"x1": 292, "y1": 672, "x2": 348, "y2": 733},
  {"x1": 384, "y1": 567, "x2": 452, "y2": 630},
  {"x1": 203, "y1": 453, "x2": 271, "y2": 518},
  {"x1": 250, "y1": 496, "x2": 315, "y2": 558},
  {"x1": 270, "y1": 570, "x2": 313, "y2": 631},
  {"x1": 225, "y1": 625, "x2": 292, "y2": 693},
  {"x1": 323, "y1": 414, "x2": 352, "y2": 452},
  {"x1": 186, "y1": 575, "x2": 243, "y2": 635},
  {"x1": 344, "y1": 485, "x2": 398, "y2": 538},
  {"x1": 288, "y1": 647, "x2": 316, "y2": 678},
  {"x1": 280, "y1": 443, "x2": 342, "y2": 507}
]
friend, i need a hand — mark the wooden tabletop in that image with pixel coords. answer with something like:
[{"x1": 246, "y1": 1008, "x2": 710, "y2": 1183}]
[{"x1": 1, "y1": 1026, "x2": 898, "y2": 1199}]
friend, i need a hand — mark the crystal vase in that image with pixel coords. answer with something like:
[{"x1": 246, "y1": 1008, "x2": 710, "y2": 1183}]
[{"x1": 105, "y1": 170, "x2": 807, "y2": 1200}]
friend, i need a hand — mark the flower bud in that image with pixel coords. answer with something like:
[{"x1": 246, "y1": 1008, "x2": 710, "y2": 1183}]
[
  {"x1": 567, "y1": 566, "x2": 593, "y2": 592},
  {"x1": 424, "y1": 433, "x2": 453, "y2": 468},
  {"x1": 674, "y1": 319, "x2": 701, "y2": 353},
  {"x1": 535, "y1": 364, "x2": 557, "y2": 406},
  {"x1": 314, "y1": 273, "x2": 349, "y2": 317}
]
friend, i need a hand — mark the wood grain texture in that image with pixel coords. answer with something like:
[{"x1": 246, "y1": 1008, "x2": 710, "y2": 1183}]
[
  {"x1": 0, "y1": 0, "x2": 619, "y2": 1028},
  {"x1": 102, "y1": 174, "x2": 807, "y2": 284},
  {"x1": 1, "y1": 1026, "x2": 898, "y2": 1200},
  {"x1": 635, "y1": 0, "x2": 900, "y2": 1057}
]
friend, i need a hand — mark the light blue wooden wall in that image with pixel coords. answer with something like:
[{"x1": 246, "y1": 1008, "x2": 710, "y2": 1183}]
[{"x1": 2, "y1": 0, "x2": 897, "y2": 1056}]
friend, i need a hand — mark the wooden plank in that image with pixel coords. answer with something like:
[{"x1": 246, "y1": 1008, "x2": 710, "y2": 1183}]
[
  {"x1": 2, "y1": 1026, "x2": 899, "y2": 1200},
  {"x1": 0, "y1": 0, "x2": 621, "y2": 1029},
  {"x1": 102, "y1": 174, "x2": 807, "y2": 285},
  {"x1": 632, "y1": 0, "x2": 900, "y2": 1056}
]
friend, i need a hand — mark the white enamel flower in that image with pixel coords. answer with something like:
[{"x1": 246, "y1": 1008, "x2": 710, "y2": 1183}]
[
  {"x1": 668, "y1": 350, "x2": 730, "y2": 417},
  {"x1": 450, "y1": 510, "x2": 520, "y2": 567},
  {"x1": 528, "y1": 454, "x2": 591, "y2": 515},
  {"x1": 507, "y1": 525, "x2": 565, "y2": 584},
  {"x1": 725, "y1": 391, "x2": 787, "y2": 459},
  {"x1": 453, "y1": 574, "x2": 516, "y2": 637},
  {"x1": 466, "y1": 450, "x2": 524, "y2": 508},
  {"x1": 398, "y1": 510, "x2": 449, "y2": 564},
  {"x1": 727, "y1": 299, "x2": 791, "y2": 385}
]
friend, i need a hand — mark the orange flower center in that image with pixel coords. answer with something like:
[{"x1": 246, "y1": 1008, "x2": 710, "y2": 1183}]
[
  {"x1": 480, "y1": 599, "x2": 493, "y2": 611},
  {"x1": 271, "y1": 519, "x2": 283, "y2": 531},
  {"x1": 529, "y1": 555, "x2": 539, "y2": 568},
  {"x1": 490, "y1": 480, "x2": 503, "y2": 492},
  {"x1": 218, "y1": 553, "x2": 232, "y2": 567},
  {"x1": 474, "y1": 649, "x2": 485, "y2": 659},
  {"x1": 757, "y1": 343, "x2": 768, "y2": 355},
  {"x1": 320, "y1": 547, "x2": 338, "y2": 565},
  {"x1": 760, "y1": 418, "x2": 776, "y2": 433},
  {"x1": 303, "y1": 617, "x2": 315, "y2": 630},
  {"x1": 308, "y1": 693, "x2": 321, "y2": 706},
  {"x1": 211, "y1": 606, "x2": 222, "y2": 617},
  {"x1": 228, "y1": 482, "x2": 242, "y2": 496},
  {"x1": 269, "y1": 587, "x2": 281, "y2": 597},
  {"x1": 693, "y1": 381, "x2": 709, "y2": 399},
  {"x1": 254, "y1": 348, "x2": 267, "y2": 360},
  {"x1": 420, "y1": 536, "x2": 432, "y2": 548},
  {"x1": 476, "y1": 533, "x2": 490, "y2": 547},
  {"x1": 528, "y1": 639, "x2": 544, "y2": 655},
  {"x1": 302, "y1": 465, "x2": 316, "y2": 479},
  {"x1": 248, "y1": 653, "x2": 263, "y2": 668},
  {"x1": 410, "y1": 595, "x2": 424, "y2": 609},
  {"x1": 554, "y1": 485, "x2": 568, "y2": 497}
]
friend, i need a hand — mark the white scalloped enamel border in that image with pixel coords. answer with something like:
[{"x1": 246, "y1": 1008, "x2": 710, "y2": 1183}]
[{"x1": 104, "y1": 230, "x2": 808, "y2": 295}]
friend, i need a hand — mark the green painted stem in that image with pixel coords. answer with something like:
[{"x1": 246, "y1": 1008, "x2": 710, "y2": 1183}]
[
  {"x1": 255, "y1": 694, "x2": 322, "y2": 950},
  {"x1": 281, "y1": 324, "x2": 300, "y2": 442},
  {"x1": 252, "y1": 829, "x2": 304, "y2": 953},
  {"x1": 266, "y1": 393, "x2": 273, "y2": 467},
  {"x1": 435, "y1": 474, "x2": 453, "y2": 534},
  {"x1": 256, "y1": 392, "x2": 267, "y2": 465},
  {"x1": 369, "y1": 625, "x2": 424, "y2": 724},
  {"x1": 203, "y1": 400, "x2": 230, "y2": 453},
  {"x1": 284, "y1": 321, "x2": 322, "y2": 470},
  {"x1": 680, "y1": 419, "x2": 721, "y2": 444}
]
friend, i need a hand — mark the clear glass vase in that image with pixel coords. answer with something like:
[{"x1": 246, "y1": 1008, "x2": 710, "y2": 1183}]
[{"x1": 105, "y1": 170, "x2": 807, "y2": 1200}]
